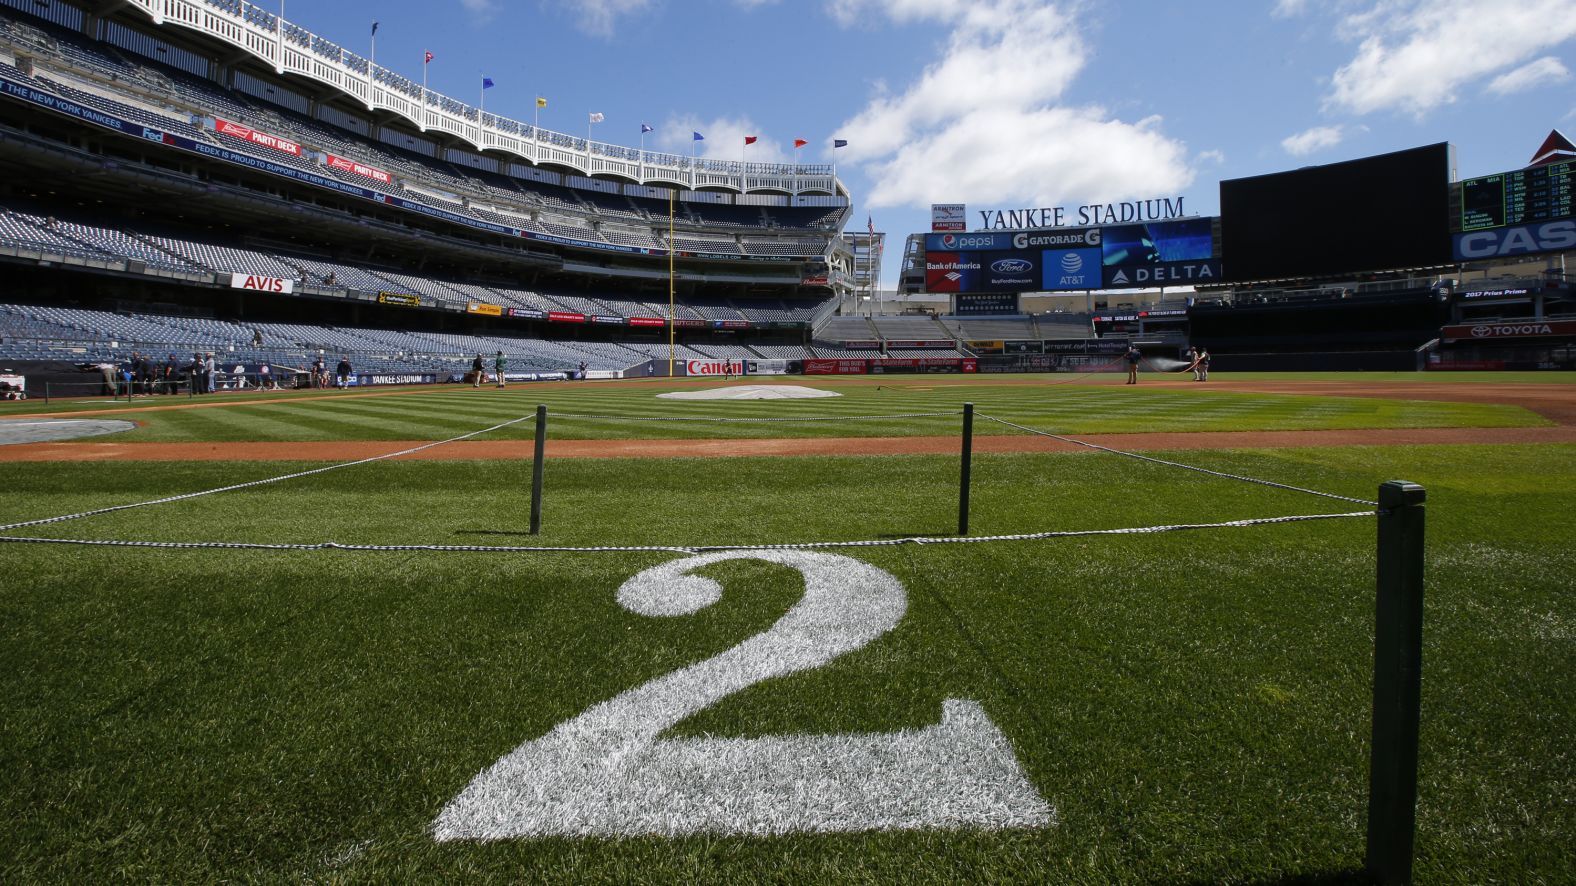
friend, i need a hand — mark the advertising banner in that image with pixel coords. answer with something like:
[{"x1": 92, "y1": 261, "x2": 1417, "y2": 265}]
[
  {"x1": 673, "y1": 318, "x2": 708, "y2": 328},
  {"x1": 886, "y1": 340, "x2": 957, "y2": 349},
  {"x1": 955, "y1": 293, "x2": 1019, "y2": 315},
  {"x1": 466, "y1": 302, "x2": 503, "y2": 316},
  {"x1": 1440, "y1": 320, "x2": 1576, "y2": 341},
  {"x1": 745, "y1": 359, "x2": 797, "y2": 376},
  {"x1": 925, "y1": 252, "x2": 976, "y2": 293},
  {"x1": 931, "y1": 203, "x2": 967, "y2": 232},
  {"x1": 1004, "y1": 340, "x2": 1044, "y2": 354},
  {"x1": 628, "y1": 316, "x2": 667, "y2": 327},
  {"x1": 1101, "y1": 260, "x2": 1222, "y2": 288},
  {"x1": 982, "y1": 252, "x2": 1039, "y2": 292},
  {"x1": 357, "y1": 373, "x2": 438, "y2": 385},
  {"x1": 800, "y1": 275, "x2": 829, "y2": 286},
  {"x1": 925, "y1": 232, "x2": 1017, "y2": 252},
  {"x1": 547, "y1": 311, "x2": 586, "y2": 324},
  {"x1": 712, "y1": 319, "x2": 751, "y2": 330},
  {"x1": 1453, "y1": 221, "x2": 1576, "y2": 260},
  {"x1": 1042, "y1": 247, "x2": 1103, "y2": 290},
  {"x1": 592, "y1": 315, "x2": 626, "y2": 325},
  {"x1": 377, "y1": 292, "x2": 420, "y2": 307},
  {"x1": 506, "y1": 307, "x2": 546, "y2": 319},
  {"x1": 213, "y1": 117, "x2": 302, "y2": 156},
  {"x1": 967, "y1": 340, "x2": 1005, "y2": 354},
  {"x1": 229, "y1": 272, "x2": 295, "y2": 294},
  {"x1": 685, "y1": 359, "x2": 745, "y2": 377},
  {"x1": 324, "y1": 153, "x2": 393, "y2": 184},
  {"x1": 869, "y1": 358, "x2": 978, "y2": 374},
  {"x1": 804, "y1": 359, "x2": 869, "y2": 375},
  {"x1": 1458, "y1": 287, "x2": 1533, "y2": 300}
]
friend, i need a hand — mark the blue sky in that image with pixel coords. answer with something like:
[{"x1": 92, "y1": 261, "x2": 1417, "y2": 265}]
[{"x1": 280, "y1": 0, "x2": 1576, "y2": 284}]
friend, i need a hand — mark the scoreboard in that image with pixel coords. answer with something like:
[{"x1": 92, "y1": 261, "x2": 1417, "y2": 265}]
[{"x1": 1460, "y1": 159, "x2": 1574, "y2": 231}]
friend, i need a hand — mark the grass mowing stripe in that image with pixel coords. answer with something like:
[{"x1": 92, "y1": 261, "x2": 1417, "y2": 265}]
[{"x1": 0, "y1": 444, "x2": 1571, "y2": 881}]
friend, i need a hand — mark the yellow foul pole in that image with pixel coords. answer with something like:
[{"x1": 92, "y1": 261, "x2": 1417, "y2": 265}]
[{"x1": 668, "y1": 190, "x2": 675, "y2": 376}]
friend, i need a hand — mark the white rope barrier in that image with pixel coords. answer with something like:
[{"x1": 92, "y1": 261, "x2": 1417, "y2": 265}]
[{"x1": 0, "y1": 510, "x2": 1377, "y2": 555}]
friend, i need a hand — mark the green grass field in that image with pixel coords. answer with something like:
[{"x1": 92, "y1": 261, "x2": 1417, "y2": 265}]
[{"x1": 1, "y1": 374, "x2": 1572, "y2": 883}]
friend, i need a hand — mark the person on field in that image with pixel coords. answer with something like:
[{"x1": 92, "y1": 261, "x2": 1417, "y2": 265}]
[
  {"x1": 162, "y1": 353, "x2": 179, "y2": 394},
  {"x1": 335, "y1": 356, "x2": 352, "y2": 388},
  {"x1": 578, "y1": 360, "x2": 588, "y2": 381},
  {"x1": 1186, "y1": 346, "x2": 1202, "y2": 381},
  {"x1": 204, "y1": 352, "x2": 217, "y2": 393},
  {"x1": 494, "y1": 350, "x2": 507, "y2": 389},
  {"x1": 1197, "y1": 347, "x2": 1210, "y2": 382},
  {"x1": 472, "y1": 353, "x2": 485, "y2": 387},
  {"x1": 1124, "y1": 343, "x2": 1141, "y2": 385},
  {"x1": 311, "y1": 355, "x2": 325, "y2": 389}
]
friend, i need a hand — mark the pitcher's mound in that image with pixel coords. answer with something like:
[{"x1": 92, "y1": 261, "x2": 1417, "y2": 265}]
[{"x1": 658, "y1": 385, "x2": 842, "y2": 401}]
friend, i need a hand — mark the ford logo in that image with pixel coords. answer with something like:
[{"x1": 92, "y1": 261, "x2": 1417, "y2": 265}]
[{"x1": 991, "y1": 259, "x2": 1032, "y2": 274}]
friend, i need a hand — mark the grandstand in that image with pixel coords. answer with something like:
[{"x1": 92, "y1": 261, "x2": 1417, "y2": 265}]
[
  {"x1": 0, "y1": 0, "x2": 867, "y2": 384},
  {"x1": 2, "y1": 0, "x2": 1570, "y2": 386}
]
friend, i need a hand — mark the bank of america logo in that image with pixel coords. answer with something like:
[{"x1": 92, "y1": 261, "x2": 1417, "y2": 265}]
[
  {"x1": 944, "y1": 271, "x2": 963, "y2": 282},
  {"x1": 1060, "y1": 252, "x2": 1084, "y2": 273}
]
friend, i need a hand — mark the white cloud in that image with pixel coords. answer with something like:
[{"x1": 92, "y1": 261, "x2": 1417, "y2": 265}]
[
  {"x1": 1197, "y1": 149, "x2": 1226, "y2": 165},
  {"x1": 1272, "y1": 0, "x2": 1309, "y2": 17},
  {"x1": 831, "y1": 0, "x2": 1194, "y2": 210},
  {"x1": 552, "y1": 0, "x2": 653, "y2": 37},
  {"x1": 1487, "y1": 56, "x2": 1571, "y2": 95},
  {"x1": 1326, "y1": 0, "x2": 1576, "y2": 117},
  {"x1": 1281, "y1": 124, "x2": 1346, "y2": 156},
  {"x1": 460, "y1": 0, "x2": 498, "y2": 20}
]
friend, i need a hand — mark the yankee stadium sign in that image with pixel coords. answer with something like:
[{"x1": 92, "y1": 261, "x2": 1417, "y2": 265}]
[{"x1": 978, "y1": 197, "x2": 1186, "y2": 230}]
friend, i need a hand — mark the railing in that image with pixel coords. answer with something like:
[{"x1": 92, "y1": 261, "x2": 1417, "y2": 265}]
[{"x1": 121, "y1": 0, "x2": 841, "y2": 194}]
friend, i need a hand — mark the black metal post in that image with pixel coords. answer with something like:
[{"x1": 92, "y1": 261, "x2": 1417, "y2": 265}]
[
  {"x1": 1366, "y1": 480, "x2": 1426, "y2": 885},
  {"x1": 958, "y1": 402, "x2": 974, "y2": 536},
  {"x1": 44, "y1": 382, "x2": 49, "y2": 405},
  {"x1": 529, "y1": 404, "x2": 548, "y2": 535}
]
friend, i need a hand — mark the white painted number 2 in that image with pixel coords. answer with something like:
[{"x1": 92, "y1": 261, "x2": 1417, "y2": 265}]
[{"x1": 433, "y1": 550, "x2": 1053, "y2": 839}]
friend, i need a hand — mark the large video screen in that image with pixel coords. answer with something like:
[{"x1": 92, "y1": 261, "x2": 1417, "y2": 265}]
[{"x1": 1219, "y1": 143, "x2": 1453, "y2": 281}]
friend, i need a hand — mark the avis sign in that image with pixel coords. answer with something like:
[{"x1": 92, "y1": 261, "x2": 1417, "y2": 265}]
[{"x1": 229, "y1": 272, "x2": 295, "y2": 294}]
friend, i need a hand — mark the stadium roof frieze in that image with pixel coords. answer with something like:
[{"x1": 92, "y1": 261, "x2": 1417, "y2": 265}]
[{"x1": 118, "y1": 0, "x2": 847, "y2": 198}]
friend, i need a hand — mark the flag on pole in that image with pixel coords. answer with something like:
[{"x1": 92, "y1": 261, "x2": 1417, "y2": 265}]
[
  {"x1": 744, "y1": 136, "x2": 758, "y2": 146},
  {"x1": 833, "y1": 139, "x2": 848, "y2": 148},
  {"x1": 424, "y1": 50, "x2": 433, "y2": 64},
  {"x1": 793, "y1": 138, "x2": 808, "y2": 148},
  {"x1": 868, "y1": 215, "x2": 875, "y2": 236},
  {"x1": 482, "y1": 77, "x2": 495, "y2": 90},
  {"x1": 589, "y1": 112, "x2": 604, "y2": 123},
  {"x1": 693, "y1": 131, "x2": 705, "y2": 141},
  {"x1": 371, "y1": 21, "x2": 379, "y2": 36},
  {"x1": 536, "y1": 96, "x2": 547, "y2": 108},
  {"x1": 641, "y1": 123, "x2": 653, "y2": 134}
]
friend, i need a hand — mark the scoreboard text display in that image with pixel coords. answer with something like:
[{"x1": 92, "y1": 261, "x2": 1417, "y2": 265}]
[{"x1": 1460, "y1": 159, "x2": 1574, "y2": 231}]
